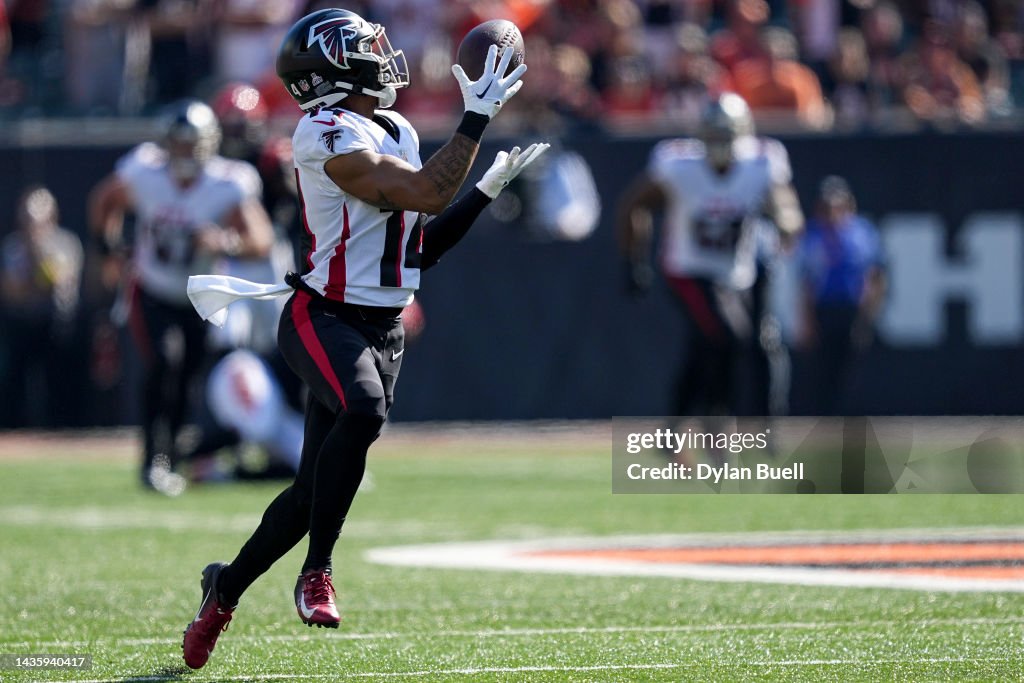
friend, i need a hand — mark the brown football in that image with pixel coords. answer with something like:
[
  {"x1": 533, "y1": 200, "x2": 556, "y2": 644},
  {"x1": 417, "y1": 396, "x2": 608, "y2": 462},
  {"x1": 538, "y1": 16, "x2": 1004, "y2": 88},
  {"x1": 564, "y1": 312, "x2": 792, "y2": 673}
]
[{"x1": 456, "y1": 20, "x2": 525, "y2": 79}]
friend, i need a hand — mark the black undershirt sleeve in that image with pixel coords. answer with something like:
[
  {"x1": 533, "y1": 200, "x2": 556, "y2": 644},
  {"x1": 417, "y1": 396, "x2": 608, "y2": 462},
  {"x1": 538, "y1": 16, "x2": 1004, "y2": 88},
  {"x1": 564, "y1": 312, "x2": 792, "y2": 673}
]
[{"x1": 420, "y1": 187, "x2": 492, "y2": 271}]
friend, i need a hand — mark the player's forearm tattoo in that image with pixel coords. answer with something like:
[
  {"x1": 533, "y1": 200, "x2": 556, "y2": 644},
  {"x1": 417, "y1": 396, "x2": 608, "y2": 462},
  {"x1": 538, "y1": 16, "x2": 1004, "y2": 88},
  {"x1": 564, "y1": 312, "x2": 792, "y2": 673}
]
[
  {"x1": 373, "y1": 190, "x2": 403, "y2": 211},
  {"x1": 422, "y1": 133, "x2": 479, "y2": 201}
]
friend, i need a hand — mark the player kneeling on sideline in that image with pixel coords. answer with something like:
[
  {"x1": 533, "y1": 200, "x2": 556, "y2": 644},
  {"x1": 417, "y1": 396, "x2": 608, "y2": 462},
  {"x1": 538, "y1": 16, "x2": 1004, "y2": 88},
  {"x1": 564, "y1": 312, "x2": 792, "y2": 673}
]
[{"x1": 181, "y1": 8, "x2": 547, "y2": 669}]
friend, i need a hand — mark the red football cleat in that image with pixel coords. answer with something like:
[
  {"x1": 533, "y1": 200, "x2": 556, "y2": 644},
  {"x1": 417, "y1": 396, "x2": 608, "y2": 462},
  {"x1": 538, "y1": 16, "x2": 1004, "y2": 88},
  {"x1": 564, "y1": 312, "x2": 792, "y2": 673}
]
[
  {"x1": 182, "y1": 562, "x2": 235, "y2": 669},
  {"x1": 294, "y1": 568, "x2": 340, "y2": 628}
]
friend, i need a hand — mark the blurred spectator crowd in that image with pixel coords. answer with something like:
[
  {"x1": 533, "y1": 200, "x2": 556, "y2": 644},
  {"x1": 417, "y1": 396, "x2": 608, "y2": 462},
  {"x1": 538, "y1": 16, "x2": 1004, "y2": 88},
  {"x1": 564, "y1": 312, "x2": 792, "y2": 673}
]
[{"x1": 0, "y1": 0, "x2": 1022, "y2": 130}]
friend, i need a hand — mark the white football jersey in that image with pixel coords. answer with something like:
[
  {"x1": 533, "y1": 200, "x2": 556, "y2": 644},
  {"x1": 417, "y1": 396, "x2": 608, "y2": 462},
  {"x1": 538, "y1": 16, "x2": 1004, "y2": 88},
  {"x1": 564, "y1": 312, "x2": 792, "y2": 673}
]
[
  {"x1": 648, "y1": 136, "x2": 791, "y2": 290},
  {"x1": 117, "y1": 143, "x2": 261, "y2": 305},
  {"x1": 292, "y1": 107, "x2": 423, "y2": 308}
]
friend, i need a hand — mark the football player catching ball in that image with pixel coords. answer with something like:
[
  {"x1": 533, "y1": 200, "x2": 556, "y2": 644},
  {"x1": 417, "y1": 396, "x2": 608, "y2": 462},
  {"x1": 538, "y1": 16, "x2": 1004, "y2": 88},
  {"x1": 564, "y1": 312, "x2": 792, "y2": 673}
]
[{"x1": 181, "y1": 8, "x2": 546, "y2": 669}]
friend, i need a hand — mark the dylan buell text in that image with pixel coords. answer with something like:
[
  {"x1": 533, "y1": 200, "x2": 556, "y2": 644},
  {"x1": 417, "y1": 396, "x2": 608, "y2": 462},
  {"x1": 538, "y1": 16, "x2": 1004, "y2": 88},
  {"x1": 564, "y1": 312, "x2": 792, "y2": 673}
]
[{"x1": 625, "y1": 462, "x2": 806, "y2": 483}]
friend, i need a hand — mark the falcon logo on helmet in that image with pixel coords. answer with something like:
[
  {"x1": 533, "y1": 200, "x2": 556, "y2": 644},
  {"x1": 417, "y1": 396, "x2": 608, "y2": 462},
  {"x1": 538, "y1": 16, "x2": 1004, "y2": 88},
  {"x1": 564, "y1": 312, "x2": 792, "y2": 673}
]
[
  {"x1": 277, "y1": 9, "x2": 410, "y2": 112},
  {"x1": 308, "y1": 17, "x2": 360, "y2": 71}
]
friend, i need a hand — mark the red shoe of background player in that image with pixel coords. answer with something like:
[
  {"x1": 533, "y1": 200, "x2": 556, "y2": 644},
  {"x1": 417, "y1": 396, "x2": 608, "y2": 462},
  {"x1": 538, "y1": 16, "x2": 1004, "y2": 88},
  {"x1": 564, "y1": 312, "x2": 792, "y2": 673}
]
[
  {"x1": 182, "y1": 562, "x2": 235, "y2": 669},
  {"x1": 294, "y1": 568, "x2": 341, "y2": 628}
]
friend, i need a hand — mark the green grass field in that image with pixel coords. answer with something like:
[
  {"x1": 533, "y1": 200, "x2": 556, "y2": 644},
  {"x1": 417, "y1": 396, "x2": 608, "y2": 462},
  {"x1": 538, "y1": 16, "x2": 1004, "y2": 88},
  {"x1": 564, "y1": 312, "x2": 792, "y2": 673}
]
[{"x1": 1, "y1": 426, "x2": 1023, "y2": 682}]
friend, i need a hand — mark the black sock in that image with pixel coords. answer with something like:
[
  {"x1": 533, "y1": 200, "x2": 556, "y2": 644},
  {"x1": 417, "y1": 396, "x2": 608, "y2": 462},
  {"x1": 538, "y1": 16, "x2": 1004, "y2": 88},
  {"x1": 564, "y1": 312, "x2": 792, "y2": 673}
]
[
  {"x1": 302, "y1": 413, "x2": 383, "y2": 572},
  {"x1": 218, "y1": 483, "x2": 311, "y2": 605},
  {"x1": 214, "y1": 395, "x2": 335, "y2": 604}
]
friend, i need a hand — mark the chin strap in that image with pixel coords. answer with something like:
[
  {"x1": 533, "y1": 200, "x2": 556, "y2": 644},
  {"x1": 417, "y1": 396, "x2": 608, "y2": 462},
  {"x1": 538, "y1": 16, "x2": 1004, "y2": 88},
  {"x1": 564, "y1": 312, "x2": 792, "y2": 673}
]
[
  {"x1": 302, "y1": 82, "x2": 396, "y2": 112},
  {"x1": 301, "y1": 90, "x2": 348, "y2": 112}
]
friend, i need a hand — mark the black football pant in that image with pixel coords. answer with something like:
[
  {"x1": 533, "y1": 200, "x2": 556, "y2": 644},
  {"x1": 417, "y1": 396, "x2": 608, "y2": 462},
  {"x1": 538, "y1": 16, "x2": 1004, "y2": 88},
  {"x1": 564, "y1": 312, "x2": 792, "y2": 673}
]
[
  {"x1": 665, "y1": 276, "x2": 752, "y2": 416},
  {"x1": 130, "y1": 287, "x2": 208, "y2": 474},
  {"x1": 218, "y1": 290, "x2": 404, "y2": 604}
]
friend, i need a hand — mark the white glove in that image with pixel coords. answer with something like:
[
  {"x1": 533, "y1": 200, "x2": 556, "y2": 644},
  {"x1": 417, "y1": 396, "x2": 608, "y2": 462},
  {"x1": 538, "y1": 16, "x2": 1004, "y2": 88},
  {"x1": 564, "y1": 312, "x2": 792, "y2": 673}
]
[
  {"x1": 475, "y1": 143, "x2": 550, "y2": 199},
  {"x1": 452, "y1": 45, "x2": 528, "y2": 120}
]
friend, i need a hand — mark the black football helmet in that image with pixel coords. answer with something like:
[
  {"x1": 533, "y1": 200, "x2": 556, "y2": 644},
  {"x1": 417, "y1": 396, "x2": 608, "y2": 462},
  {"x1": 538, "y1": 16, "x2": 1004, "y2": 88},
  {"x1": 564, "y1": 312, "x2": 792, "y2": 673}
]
[
  {"x1": 699, "y1": 93, "x2": 754, "y2": 169},
  {"x1": 163, "y1": 99, "x2": 221, "y2": 158},
  {"x1": 700, "y1": 93, "x2": 754, "y2": 141},
  {"x1": 161, "y1": 99, "x2": 221, "y2": 182},
  {"x1": 276, "y1": 9, "x2": 409, "y2": 111}
]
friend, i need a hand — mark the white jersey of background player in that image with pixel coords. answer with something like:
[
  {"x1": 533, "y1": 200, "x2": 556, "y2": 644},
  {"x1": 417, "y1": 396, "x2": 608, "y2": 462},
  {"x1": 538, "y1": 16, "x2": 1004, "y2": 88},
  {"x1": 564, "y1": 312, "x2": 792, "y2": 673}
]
[
  {"x1": 634, "y1": 94, "x2": 803, "y2": 291},
  {"x1": 292, "y1": 106, "x2": 422, "y2": 307},
  {"x1": 116, "y1": 137, "x2": 263, "y2": 305},
  {"x1": 650, "y1": 136, "x2": 788, "y2": 290}
]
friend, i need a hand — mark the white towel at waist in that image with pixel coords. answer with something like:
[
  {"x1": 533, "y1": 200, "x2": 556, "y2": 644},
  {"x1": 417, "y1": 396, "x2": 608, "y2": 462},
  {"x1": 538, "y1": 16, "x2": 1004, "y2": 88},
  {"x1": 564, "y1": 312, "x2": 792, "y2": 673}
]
[{"x1": 187, "y1": 274, "x2": 296, "y2": 327}]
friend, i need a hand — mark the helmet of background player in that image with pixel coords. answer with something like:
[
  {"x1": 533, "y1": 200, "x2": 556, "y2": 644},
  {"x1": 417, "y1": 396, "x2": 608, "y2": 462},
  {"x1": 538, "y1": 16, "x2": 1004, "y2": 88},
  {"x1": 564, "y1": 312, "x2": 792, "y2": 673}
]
[
  {"x1": 211, "y1": 82, "x2": 269, "y2": 160},
  {"x1": 699, "y1": 93, "x2": 754, "y2": 171},
  {"x1": 162, "y1": 100, "x2": 222, "y2": 183},
  {"x1": 275, "y1": 8, "x2": 410, "y2": 112}
]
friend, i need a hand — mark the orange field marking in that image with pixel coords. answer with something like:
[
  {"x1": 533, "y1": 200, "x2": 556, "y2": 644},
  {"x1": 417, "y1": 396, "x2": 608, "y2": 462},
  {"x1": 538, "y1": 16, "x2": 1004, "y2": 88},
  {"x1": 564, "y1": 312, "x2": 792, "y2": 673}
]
[
  {"x1": 527, "y1": 542, "x2": 1024, "y2": 567},
  {"x1": 368, "y1": 531, "x2": 1024, "y2": 590}
]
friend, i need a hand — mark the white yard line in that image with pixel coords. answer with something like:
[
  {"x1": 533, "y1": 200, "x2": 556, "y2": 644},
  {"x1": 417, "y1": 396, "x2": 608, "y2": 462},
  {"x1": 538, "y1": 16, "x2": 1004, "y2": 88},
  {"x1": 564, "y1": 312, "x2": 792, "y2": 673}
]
[
  {"x1": 7, "y1": 615, "x2": 1024, "y2": 650},
  {"x1": 58, "y1": 657, "x2": 1024, "y2": 683},
  {"x1": 0, "y1": 505, "x2": 259, "y2": 533},
  {"x1": 0, "y1": 505, "x2": 451, "y2": 539},
  {"x1": 344, "y1": 658, "x2": 1020, "y2": 677}
]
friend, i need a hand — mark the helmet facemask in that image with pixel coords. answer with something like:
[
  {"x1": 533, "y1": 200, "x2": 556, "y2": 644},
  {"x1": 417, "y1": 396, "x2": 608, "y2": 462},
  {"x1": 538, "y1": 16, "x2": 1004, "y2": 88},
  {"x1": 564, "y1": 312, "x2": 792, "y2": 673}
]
[{"x1": 360, "y1": 23, "x2": 409, "y2": 107}]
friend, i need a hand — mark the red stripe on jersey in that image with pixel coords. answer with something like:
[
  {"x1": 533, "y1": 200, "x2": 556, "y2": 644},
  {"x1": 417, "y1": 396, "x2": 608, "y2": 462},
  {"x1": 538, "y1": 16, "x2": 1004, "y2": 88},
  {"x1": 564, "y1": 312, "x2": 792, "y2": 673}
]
[
  {"x1": 294, "y1": 167, "x2": 315, "y2": 271},
  {"x1": 395, "y1": 211, "x2": 406, "y2": 287},
  {"x1": 291, "y1": 290, "x2": 347, "y2": 410},
  {"x1": 324, "y1": 202, "x2": 351, "y2": 302}
]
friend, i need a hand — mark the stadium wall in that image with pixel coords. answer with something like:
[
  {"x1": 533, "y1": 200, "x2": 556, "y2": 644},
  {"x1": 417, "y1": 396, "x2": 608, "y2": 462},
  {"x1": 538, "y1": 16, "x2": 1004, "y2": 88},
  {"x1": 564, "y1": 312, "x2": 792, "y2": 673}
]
[{"x1": 1, "y1": 130, "x2": 1022, "y2": 424}]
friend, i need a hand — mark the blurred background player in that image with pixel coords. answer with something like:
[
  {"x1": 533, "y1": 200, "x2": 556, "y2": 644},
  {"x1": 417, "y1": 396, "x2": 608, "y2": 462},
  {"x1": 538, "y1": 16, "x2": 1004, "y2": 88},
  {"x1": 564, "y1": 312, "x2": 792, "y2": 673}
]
[
  {"x1": 797, "y1": 175, "x2": 887, "y2": 416},
  {"x1": 0, "y1": 186, "x2": 83, "y2": 428},
  {"x1": 174, "y1": 82, "x2": 301, "y2": 482},
  {"x1": 201, "y1": 347, "x2": 305, "y2": 478},
  {"x1": 618, "y1": 93, "x2": 803, "y2": 419},
  {"x1": 89, "y1": 100, "x2": 273, "y2": 494}
]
